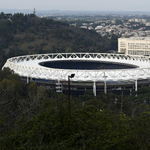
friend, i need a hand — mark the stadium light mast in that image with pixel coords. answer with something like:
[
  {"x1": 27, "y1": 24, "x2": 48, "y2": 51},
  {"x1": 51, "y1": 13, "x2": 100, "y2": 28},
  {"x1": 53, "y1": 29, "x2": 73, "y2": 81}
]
[{"x1": 68, "y1": 74, "x2": 75, "y2": 113}]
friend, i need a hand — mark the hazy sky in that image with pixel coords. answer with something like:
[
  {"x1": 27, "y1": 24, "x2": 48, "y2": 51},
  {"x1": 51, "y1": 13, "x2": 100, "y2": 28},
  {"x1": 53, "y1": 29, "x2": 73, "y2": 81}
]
[{"x1": 1, "y1": 0, "x2": 150, "y2": 12}]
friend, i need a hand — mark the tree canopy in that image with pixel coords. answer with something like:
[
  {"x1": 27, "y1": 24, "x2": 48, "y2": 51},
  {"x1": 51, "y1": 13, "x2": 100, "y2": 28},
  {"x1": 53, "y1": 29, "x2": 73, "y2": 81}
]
[
  {"x1": 0, "y1": 12, "x2": 117, "y2": 67},
  {"x1": 0, "y1": 69, "x2": 150, "y2": 149}
]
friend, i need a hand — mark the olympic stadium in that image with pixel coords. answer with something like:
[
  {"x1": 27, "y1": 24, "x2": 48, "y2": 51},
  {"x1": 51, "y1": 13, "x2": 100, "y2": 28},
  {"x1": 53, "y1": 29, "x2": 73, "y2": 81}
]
[{"x1": 3, "y1": 53, "x2": 150, "y2": 96}]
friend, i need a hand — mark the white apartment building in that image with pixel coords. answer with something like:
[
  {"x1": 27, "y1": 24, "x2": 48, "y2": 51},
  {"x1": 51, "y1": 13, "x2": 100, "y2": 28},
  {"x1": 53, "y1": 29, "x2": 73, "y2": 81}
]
[{"x1": 118, "y1": 37, "x2": 150, "y2": 55}]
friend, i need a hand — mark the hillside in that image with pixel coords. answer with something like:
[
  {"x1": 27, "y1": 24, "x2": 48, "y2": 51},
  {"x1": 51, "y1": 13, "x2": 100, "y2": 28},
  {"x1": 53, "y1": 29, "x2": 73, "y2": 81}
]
[{"x1": 0, "y1": 12, "x2": 117, "y2": 67}]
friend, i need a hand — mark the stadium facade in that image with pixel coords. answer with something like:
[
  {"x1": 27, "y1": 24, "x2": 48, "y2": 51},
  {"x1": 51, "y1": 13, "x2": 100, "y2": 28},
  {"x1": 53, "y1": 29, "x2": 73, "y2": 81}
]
[{"x1": 3, "y1": 53, "x2": 150, "y2": 96}]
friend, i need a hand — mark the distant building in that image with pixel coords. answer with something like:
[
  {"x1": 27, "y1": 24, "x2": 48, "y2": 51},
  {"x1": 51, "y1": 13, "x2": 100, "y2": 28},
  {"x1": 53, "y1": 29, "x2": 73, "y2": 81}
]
[
  {"x1": 95, "y1": 26, "x2": 103, "y2": 30},
  {"x1": 118, "y1": 37, "x2": 150, "y2": 55},
  {"x1": 88, "y1": 26, "x2": 93, "y2": 30},
  {"x1": 80, "y1": 26, "x2": 87, "y2": 29},
  {"x1": 128, "y1": 19, "x2": 147, "y2": 23}
]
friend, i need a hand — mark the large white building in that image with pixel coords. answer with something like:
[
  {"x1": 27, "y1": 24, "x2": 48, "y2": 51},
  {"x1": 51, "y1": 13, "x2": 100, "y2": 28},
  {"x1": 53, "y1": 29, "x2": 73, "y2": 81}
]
[{"x1": 118, "y1": 37, "x2": 150, "y2": 55}]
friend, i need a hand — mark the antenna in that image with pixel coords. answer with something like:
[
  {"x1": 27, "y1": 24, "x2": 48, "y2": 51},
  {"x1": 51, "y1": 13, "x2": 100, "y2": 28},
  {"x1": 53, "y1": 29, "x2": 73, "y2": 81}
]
[{"x1": 33, "y1": 8, "x2": 36, "y2": 15}]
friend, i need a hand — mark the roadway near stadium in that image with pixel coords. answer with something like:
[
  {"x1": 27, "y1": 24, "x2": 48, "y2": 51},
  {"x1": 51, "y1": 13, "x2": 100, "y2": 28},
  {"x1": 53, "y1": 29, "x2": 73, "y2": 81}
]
[{"x1": 3, "y1": 53, "x2": 150, "y2": 96}]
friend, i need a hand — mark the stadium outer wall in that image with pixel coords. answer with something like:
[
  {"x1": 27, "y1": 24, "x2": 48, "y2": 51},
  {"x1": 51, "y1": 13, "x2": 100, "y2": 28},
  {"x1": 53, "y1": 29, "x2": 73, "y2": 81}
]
[{"x1": 3, "y1": 53, "x2": 150, "y2": 96}]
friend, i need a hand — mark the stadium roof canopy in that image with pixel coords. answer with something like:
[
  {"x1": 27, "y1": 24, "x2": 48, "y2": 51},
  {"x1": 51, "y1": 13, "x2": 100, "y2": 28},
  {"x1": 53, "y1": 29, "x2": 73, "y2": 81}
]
[{"x1": 3, "y1": 53, "x2": 150, "y2": 82}]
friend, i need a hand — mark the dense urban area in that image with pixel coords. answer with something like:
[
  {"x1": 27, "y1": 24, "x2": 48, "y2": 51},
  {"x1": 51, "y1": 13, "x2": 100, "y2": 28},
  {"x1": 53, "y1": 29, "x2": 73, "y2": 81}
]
[
  {"x1": 0, "y1": 12, "x2": 150, "y2": 149},
  {"x1": 44, "y1": 13, "x2": 150, "y2": 39}
]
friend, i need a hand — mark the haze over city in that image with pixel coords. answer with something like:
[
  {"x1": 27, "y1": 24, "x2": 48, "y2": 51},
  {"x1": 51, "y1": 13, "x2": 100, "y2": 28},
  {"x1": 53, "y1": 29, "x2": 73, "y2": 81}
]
[{"x1": 1, "y1": 0, "x2": 150, "y2": 12}]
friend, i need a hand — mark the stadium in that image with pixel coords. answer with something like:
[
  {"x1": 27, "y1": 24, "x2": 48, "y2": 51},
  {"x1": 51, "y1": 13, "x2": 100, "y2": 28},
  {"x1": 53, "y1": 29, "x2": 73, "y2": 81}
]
[{"x1": 3, "y1": 53, "x2": 150, "y2": 96}]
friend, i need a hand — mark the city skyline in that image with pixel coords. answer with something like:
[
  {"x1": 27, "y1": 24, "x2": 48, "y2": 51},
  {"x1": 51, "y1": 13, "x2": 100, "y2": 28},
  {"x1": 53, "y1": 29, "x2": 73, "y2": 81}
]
[{"x1": 1, "y1": 0, "x2": 150, "y2": 12}]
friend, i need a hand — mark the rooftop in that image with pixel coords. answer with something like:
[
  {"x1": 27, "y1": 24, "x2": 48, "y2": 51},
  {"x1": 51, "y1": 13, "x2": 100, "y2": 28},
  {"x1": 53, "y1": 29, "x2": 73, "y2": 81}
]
[{"x1": 119, "y1": 37, "x2": 150, "y2": 40}]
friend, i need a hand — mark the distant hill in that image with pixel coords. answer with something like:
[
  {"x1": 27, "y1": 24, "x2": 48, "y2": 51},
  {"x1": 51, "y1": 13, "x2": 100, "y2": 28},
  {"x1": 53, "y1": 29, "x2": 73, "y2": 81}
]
[{"x1": 0, "y1": 12, "x2": 116, "y2": 67}]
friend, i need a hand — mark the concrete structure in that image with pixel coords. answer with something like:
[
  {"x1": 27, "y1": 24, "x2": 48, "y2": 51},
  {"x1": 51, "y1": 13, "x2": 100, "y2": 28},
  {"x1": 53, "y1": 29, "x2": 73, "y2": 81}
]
[
  {"x1": 3, "y1": 53, "x2": 150, "y2": 96},
  {"x1": 118, "y1": 37, "x2": 150, "y2": 55}
]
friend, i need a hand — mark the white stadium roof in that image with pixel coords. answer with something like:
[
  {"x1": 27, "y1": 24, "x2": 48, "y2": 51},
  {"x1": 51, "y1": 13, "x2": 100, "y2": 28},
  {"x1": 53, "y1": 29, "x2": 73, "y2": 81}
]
[{"x1": 3, "y1": 53, "x2": 150, "y2": 82}]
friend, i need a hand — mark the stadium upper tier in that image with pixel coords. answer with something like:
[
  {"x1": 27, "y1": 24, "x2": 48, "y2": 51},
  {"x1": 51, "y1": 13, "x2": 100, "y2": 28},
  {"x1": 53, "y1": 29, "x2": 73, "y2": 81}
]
[{"x1": 2, "y1": 53, "x2": 150, "y2": 82}]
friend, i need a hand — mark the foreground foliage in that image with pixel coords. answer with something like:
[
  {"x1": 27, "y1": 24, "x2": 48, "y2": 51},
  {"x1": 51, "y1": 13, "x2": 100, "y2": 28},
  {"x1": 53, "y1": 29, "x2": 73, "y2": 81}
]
[
  {"x1": 0, "y1": 69, "x2": 150, "y2": 149},
  {"x1": 1, "y1": 99, "x2": 150, "y2": 149}
]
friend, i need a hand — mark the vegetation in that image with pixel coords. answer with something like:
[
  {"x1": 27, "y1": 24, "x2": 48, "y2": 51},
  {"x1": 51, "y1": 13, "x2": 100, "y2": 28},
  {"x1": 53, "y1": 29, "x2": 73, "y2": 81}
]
[
  {"x1": 0, "y1": 69, "x2": 150, "y2": 149},
  {"x1": 0, "y1": 12, "x2": 117, "y2": 68},
  {"x1": 1, "y1": 12, "x2": 150, "y2": 149}
]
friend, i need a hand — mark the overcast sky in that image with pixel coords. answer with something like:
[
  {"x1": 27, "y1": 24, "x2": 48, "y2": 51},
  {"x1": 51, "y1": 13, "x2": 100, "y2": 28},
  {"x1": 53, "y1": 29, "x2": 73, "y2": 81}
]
[{"x1": 1, "y1": 0, "x2": 150, "y2": 12}]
